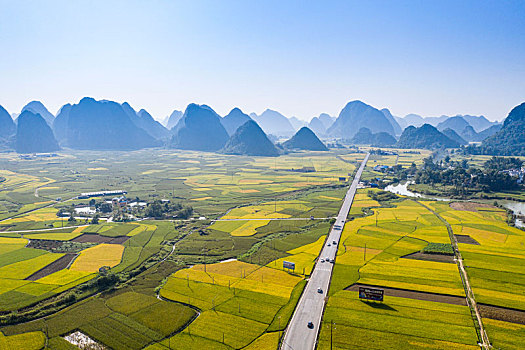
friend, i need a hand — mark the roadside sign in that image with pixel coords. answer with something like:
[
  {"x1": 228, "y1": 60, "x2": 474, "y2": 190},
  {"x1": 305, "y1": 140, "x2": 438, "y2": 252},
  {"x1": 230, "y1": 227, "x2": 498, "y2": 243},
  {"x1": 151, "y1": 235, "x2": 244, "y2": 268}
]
[
  {"x1": 358, "y1": 287, "x2": 384, "y2": 301},
  {"x1": 283, "y1": 261, "x2": 295, "y2": 271}
]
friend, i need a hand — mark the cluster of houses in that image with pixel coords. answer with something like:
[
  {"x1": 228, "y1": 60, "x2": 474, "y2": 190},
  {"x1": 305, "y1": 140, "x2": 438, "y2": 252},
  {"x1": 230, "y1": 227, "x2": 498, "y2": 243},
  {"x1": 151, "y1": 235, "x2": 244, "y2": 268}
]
[
  {"x1": 58, "y1": 190, "x2": 166, "y2": 218},
  {"x1": 502, "y1": 168, "x2": 525, "y2": 184}
]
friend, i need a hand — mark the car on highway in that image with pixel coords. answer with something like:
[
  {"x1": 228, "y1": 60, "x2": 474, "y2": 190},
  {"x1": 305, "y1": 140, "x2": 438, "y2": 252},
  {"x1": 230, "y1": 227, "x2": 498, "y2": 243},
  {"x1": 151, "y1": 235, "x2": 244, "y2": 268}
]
[
  {"x1": 333, "y1": 240, "x2": 337, "y2": 244},
  {"x1": 320, "y1": 258, "x2": 325, "y2": 263},
  {"x1": 307, "y1": 321, "x2": 314, "y2": 329},
  {"x1": 327, "y1": 243, "x2": 331, "y2": 246},
  {"x1": 333, "y1": 224, "x2": 342, "y2": 230},
  {"x1": 317, "y1": 287, "x2": 323, "y2": 293}
]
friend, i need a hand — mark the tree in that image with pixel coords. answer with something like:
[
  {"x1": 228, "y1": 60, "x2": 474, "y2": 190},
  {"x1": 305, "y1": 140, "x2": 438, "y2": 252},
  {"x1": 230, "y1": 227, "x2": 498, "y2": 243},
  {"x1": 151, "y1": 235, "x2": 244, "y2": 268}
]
[
  {"x1": 91, "y1": 214, "x2": 100, "y2": 224},
  {"x1": 99, "y1": 202, "x2": 112, "y2": 213},
  {"x1": 146, "y1": 200, "x2": 164, "y2": 218}
]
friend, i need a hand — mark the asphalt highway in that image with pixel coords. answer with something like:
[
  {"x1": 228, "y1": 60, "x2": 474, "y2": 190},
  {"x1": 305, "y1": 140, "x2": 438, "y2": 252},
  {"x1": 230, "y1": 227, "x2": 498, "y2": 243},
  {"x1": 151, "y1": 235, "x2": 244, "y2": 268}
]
[{"x1": 281, "y1": 153, "x2": 370, "y2": 350}]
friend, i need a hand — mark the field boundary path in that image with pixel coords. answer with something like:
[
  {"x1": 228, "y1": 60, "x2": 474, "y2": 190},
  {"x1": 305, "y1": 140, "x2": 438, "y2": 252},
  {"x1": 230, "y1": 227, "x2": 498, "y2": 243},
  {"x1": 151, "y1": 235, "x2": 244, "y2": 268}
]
[
  {"x1": 281, "y1": 153, "x2": 370, "y2": 350},
  {"x1": 418, "y1": 201, "x2": 491, "y2": 350}
]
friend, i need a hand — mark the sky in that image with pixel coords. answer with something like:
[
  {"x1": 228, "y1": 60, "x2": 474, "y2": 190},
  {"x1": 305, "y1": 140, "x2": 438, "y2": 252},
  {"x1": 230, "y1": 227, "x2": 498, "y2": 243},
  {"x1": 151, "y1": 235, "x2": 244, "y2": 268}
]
[{"x1": 1, "y1": 1, "x2": 524, "y2": 122}]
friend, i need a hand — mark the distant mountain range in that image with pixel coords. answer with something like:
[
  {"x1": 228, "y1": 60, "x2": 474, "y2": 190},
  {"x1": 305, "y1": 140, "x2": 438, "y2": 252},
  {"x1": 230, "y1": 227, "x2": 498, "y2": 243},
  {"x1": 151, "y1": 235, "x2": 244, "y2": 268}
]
[
  {"x1": 308, "y1": 113, "x2": 335, "y2": 137},
  {"x1": 397, "y1": 124, "x2": 460, "y2": 149},
  {"x1": 252, "y1": 109, "x2": 295, "y2": 137},
  {"x1": 54, "y1": 98, "x2": 158, "y2": 150},
  {"x1": 327, "y1": 100, "x2": 395, "y2": 139},
  {"x1": 169, "y1": 104, "x2": 229, "y2": 151},
  {"x1": 0, "y1": 97, "x2": 516, "y2": 154},
  {"x1": 164, "y1": 110, "x2": 183, "y2": 130},
  {"x1": 221, "y1": 108, "x2": 252, "y2": 136},
  {"x1": 350, "y1": 128, "x2": 397, "y2": 147},
  {"x1": 441, "y1": 128, "x2": 468, "y2": 146},
  {"x1": 21, "y1": 101, "x2": 55, "y2": 127},
  {"x1": 381, "y1": 109, "x2": 403, "y2": 136},
  {"x1": 435, "y1": 115, "x2": 501, "y2": 142}
]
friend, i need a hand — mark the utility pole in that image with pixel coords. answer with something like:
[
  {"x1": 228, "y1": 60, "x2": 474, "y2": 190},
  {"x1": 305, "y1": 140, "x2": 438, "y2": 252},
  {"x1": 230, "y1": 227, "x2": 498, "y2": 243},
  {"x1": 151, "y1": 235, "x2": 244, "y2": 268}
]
[{"x1": 330, "y1": 320, "x2": 333, "y2": 350}]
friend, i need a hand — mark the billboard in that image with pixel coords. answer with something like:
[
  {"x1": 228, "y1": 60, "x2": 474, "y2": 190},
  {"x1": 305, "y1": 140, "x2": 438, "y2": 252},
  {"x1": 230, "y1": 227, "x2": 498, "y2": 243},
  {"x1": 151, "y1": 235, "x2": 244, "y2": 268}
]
[
  {"x1": 283, "y1": 261, "x2": 295, "y2": 270},
  {"x1": 358, "y1": 287, "x2": 384, "y2": 301}
]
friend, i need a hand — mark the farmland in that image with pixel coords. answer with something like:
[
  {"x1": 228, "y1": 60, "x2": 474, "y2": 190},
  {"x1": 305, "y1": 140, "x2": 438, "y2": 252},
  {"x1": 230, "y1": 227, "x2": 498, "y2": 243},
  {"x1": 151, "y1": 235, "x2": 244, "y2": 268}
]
[
  {"x1": 153, "y1": 260, "x2": 304, "y2": 349},
  {"x1": 0, "y1": 149, "x2": 365, "y2": 348},
  {"x1": 0, "y1": 148, "x2": 524, "y2": 349},
  {"x1": 318, "y1": 198, "x2": 479, "y2": 349}
]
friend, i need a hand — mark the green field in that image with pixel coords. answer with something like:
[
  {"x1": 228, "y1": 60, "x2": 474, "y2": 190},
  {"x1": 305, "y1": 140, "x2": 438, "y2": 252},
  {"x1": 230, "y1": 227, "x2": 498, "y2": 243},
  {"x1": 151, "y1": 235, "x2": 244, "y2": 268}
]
[{"x1": 0, "y1": 148, "x2": 524, "y2": 349}]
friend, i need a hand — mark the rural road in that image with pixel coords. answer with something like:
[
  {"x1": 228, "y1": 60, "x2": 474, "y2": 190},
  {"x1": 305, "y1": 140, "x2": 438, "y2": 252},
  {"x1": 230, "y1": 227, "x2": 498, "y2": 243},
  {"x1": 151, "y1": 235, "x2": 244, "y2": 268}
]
[{"x1": 281, "y1": 153, "x2": 370, "y2": 350}]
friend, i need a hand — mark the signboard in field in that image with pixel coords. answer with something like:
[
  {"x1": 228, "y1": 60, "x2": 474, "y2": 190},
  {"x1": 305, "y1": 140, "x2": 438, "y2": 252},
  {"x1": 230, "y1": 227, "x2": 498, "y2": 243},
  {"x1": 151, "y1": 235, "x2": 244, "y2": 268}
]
[
  {"x1": 358, "y1": 287, "x2": 384, "y2": 301},
  {"x1": 283, "y1": 261, "x2": 295, "y2": 271}
]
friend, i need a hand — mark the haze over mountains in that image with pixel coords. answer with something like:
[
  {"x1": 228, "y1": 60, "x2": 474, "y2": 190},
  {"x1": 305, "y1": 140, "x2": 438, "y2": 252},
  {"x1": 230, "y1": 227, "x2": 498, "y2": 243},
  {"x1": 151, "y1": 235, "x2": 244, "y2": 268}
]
[
  {"x1": 327, "y1": 100, "x2": 395, "y2": 138},
  {"x1": 221, "y1": 108, "x2": 252, "y2": 136},
  {"x1": 169, "y1": 104, "x2": 229, "y2": 151},
  {"x1": 252, "y1": 109, "x2": 295, "y2": 137},
  {"x1": 1, "y1": 97, "x2": 521, "y2": 155}
]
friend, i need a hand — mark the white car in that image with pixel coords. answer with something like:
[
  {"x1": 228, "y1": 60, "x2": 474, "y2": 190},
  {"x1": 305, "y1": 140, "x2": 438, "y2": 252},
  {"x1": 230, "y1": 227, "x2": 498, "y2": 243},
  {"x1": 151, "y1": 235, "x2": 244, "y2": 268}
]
[
  {"x1": 320, "y1": 258, "x2": 325, "y2": 263},
  {"x1": 317, "y1": 287, "x2": 323, "y2": 293}
]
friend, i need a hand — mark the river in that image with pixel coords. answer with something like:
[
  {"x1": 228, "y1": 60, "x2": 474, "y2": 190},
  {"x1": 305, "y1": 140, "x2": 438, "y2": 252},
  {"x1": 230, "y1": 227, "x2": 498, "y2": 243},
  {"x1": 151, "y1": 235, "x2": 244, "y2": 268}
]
[{"x1": 384, "y1": 182, "x2": 450, "y2": 201}]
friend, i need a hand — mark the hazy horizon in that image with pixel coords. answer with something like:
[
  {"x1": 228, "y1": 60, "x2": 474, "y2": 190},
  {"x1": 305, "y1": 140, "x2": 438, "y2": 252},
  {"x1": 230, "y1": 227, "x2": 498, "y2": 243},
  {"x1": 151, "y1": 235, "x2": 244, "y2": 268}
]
[{"x1": 1, "y1": 1, "x2": 524, "y2": 122}]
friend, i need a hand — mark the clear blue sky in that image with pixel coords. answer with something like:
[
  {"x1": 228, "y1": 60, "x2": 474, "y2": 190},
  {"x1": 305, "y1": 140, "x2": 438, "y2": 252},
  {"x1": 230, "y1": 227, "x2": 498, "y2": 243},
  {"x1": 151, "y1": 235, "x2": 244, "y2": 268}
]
[{"x1": 1, "y1": 0, "x2": 524, "y2": 121}]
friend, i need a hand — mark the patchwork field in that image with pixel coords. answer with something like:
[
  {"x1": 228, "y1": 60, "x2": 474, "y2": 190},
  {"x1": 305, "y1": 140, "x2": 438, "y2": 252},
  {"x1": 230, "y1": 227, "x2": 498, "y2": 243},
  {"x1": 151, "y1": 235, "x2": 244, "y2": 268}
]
[
  {"x1": 426, "y1": 201, "x2": 525, "y2": 349},
  {"x1": 154, "y1": 260, "x2": 304, "y2": 349},
  {"x1": 1, "y1": 269, "x2": 197, "y2": 350},
  {"x1": 0, "y1": 148, "x2": 523, "y2": 349},
  {"x1": 319, "y1": 198, "x2": 480, "y2": 349}
]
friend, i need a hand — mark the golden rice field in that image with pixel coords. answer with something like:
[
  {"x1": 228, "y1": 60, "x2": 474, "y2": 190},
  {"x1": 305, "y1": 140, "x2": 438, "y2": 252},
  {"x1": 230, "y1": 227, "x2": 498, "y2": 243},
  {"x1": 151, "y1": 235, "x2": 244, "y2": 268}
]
[
  {"x1": 70, "y1": 244, "x2": 125, "y2": 272},
  {"x1": 0, "y1": 330, "x2": 45, "y2": 350},
  {"x1": 319, "y1": 198, "x2": 479, "y2": 349},
  {"x1": 154, "y1": 260, "x2": 304, "y2": 349},
  {"x1": 423, "y1": 201, "x2": 525, "y2": 349}
]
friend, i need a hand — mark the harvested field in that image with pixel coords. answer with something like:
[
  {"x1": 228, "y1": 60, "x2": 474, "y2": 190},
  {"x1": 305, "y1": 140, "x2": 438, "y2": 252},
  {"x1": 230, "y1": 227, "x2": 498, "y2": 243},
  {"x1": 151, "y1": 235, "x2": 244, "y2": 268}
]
[
  {"x1": 450, "y1": 202, "x2": 498, "y2": 212},
  {"x1": 71, "y1": 233, "x2": 129, "y2": 244},
  {"x1": 346, "y1": 283, "x2": 467, "y2": 306},
  {"x1": 479, "y1": 304, "x2": 525, "y2": 325},
  {"x1": 455, "y1": 234, "x2": 480, "y2": 245},
  {"x1": 402, "y1": 251, "x2": 455, "y2": 263},
  {"x1": 25, "y1": 253, "x2": 77, "y2": 281}
]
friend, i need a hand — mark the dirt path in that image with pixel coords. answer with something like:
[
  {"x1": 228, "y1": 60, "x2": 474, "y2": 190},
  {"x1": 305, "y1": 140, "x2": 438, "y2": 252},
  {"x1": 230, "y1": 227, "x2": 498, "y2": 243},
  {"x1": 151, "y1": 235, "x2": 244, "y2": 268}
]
[{"x1": 417, "y1": 201, "x2": 490, "y2": 349}]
